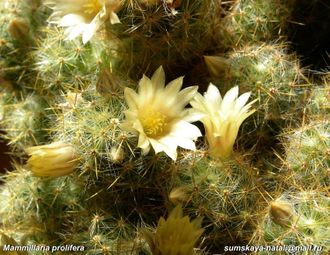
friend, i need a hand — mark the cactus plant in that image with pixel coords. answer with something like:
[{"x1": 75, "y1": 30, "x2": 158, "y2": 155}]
[{"x1": 0, "y1": 0, "x2": 329, "y2": 254}]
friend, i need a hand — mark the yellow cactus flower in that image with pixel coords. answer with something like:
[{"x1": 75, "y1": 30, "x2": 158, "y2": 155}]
[
  {"x1": 26, "y1": 142, "x2": 78, "y2": 177},
  {"x1": 143, "y1": 205, "x2": 204, "y2": 255},
  {"x1": 46, "y1": 0, "x2": 123, "y2": 43},
  {"x1": 191, "y1": 84, "x2": 257, "y2": 159},
  {"x1": 123, "y1": 66, "x2": 202, "y2": 161}
]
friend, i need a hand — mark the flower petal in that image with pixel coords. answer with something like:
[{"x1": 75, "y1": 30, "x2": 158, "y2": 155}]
[
  {"x1": 124, "y1": 88, "x2": 139, "y2": 109},
  {"x1": 177, "y1": 86, "x2": 198, "y2": 106},
  {"x1": 148, "y1": 138, "x2": 165, "y2": 154},
  {"x1": 190, "y1": 93, "x2": 207, "y2": 112},
  {"x1": 204, "y1": 83, "x2": 222, "y2": 109},
  {"x1": 173, "y1": 137, "x2": 196, "y2": 150},
  {"x1": 165, "y1": 77, "x2": 183, "y2": 96},
  {"x1": 110, "y1": 12, "x2": 121, "y2": 24},
  {"x1": 220, "y1": 86, "x2": 238, "y2": 114},
  {"x1": 138, "y1": 75, "x2": 154, "y2": 98},
  {"x1": 138, "y1": 133, "x2": 150, "y2": 150},
  {"x1": 235, "y1": 92, "x2": 251, "y2": 111},
  {"x1": 64, "y1": 25, "x2": 86, "y2": 40},
  {"x1": 151, "y1": 66, "x2": 166, "y2": 89},
  {"x1": 82, "y1": 17, "x2": 103, "y2": 44},
  {"x1": 141, "y1": 145, "x2": 151, "y2": 155},
  {"x1": 170, "y1": 121, "x2": 202, "y2": 139},
  {"x1": 120, "y1": 121, "x2": 137, "y2": 133},
  {"x1": 59, "y1": 14, "x2": 85, "y2": 27},
  {"x1": 150, "y1": 138, "x2": 177, "y2": 160},
  {"x1": 182, "y1": 109, "x2": 205, "y2": 122}
]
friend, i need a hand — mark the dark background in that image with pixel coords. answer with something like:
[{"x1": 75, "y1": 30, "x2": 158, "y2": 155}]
[
  {"x1": 0, "y1": 140, "x2": 11, "y2": 173},
  {"x1": 288, "y1": 0, "x2": 330, "y2": 70}
]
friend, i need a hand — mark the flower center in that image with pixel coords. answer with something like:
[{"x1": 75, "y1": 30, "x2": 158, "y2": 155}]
[
  {"x1": 83, "y1": 0, "x2": 102, "y2": 16},
  {"x1": 140, "y1": 109, "x2": 169, "y2": 138}
]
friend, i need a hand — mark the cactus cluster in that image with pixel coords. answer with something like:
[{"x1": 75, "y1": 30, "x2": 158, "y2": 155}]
[
  {"x1": 1, "y1": 0, "x2": 329, "y2": 254},
  {"x1": 1, "y1": 94, "x2": 48, "y2": 151},
  {"x1": 221, "y1": 0, "x2": 295, "y2": 47},
  {"x1": 165, "y1": 152, "x2": 260, "y2": 249},
  {"x1": 281, "y1": 120, "x2": 330, "y2": 189}
]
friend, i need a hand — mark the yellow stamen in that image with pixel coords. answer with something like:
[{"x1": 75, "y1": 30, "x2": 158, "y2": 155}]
[
  {"x1": 83, "y1": 0, "x2": 102, "y2": 15},
  {"x1": 139, "y1": 109, "x2": 168, "y2": 138}
]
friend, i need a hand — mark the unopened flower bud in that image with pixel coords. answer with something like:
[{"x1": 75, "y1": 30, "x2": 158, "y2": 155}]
[
  {"x1": 0, "y1": 233, "x2": 27, "y2": 255},
  {"x1": 169, "y1": 187, "x2": 189, "y2": 204},
  {"x1": 8, "y1": 19, "x2": 30, "y2": 41},
  {"x1": 110, "y1": 146, "x2": 124, "y2": 163},
  {"x1": 204, "y1": 55, "x2": 230, "y2": 78},
  {"x1": 269, "y1": 200, "x2": 295, "y2": 227},
  {"x1": 26, "y1": 142, "x2": 78, "y2": 177}
]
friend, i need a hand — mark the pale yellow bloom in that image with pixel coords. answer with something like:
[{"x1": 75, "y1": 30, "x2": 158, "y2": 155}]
[
  {"x1": 46, "y1": 0, "x2": 123, "y2": 43},
  {"x1": 191, "y1": 84, "x2": 256, "y2": 159},
  {"x1": 26, "y1": 142, "x2": 78, "y2": 177},
  {"x1": 123, "y1": 66, "x2": 202, "y2": 160},
  {"x1": 143, "y1": 205, "x2": 204, "y2": 255}
]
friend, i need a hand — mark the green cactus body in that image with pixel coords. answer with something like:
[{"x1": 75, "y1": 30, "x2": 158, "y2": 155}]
[{"x1": 252, "y1": 191, "x2": 330, "y2": 255}]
